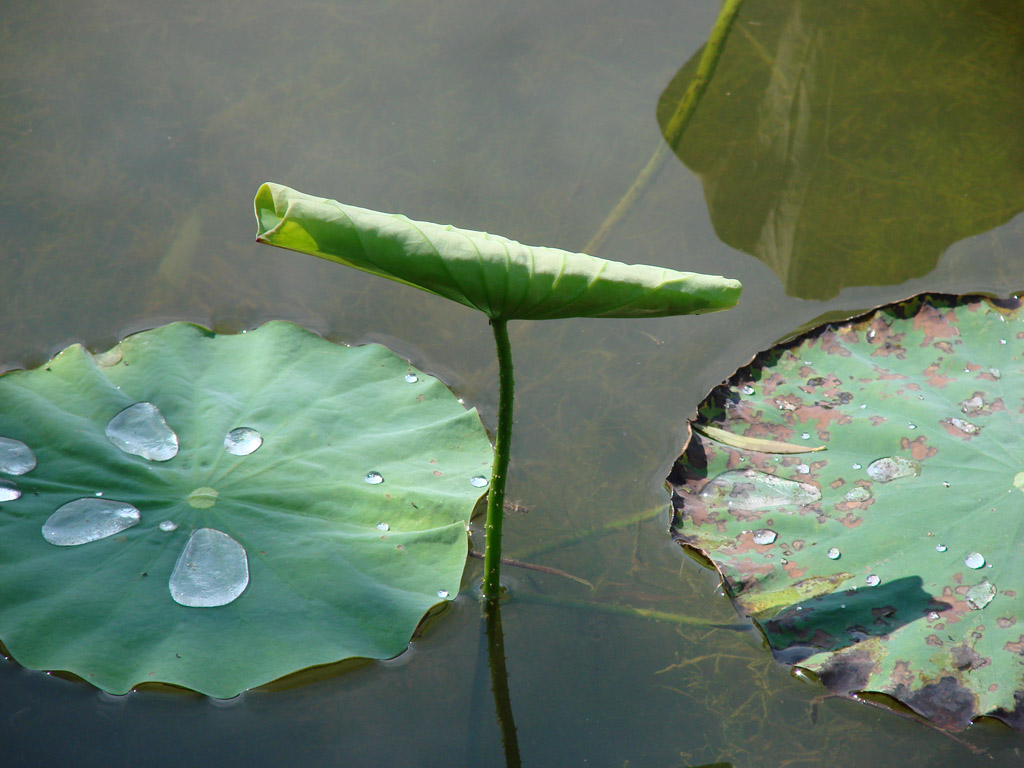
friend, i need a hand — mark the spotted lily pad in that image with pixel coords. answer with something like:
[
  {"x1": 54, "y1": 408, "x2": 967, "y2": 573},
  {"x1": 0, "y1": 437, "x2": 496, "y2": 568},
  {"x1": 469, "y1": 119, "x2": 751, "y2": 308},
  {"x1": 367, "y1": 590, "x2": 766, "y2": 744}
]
[
  {"x1": 669, "y1": 293, "x2": 1024, "y2": 730},
  {"x1": 0, "y1": 321, "x2": 492, "y2": 697}
]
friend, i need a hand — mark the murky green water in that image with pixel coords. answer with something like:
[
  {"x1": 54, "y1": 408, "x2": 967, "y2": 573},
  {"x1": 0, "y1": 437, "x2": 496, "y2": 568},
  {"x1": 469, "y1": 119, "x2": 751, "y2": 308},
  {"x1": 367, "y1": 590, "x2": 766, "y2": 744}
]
[{"x1": 1, "y1": 0, "x2": 1023, "y2": 764}]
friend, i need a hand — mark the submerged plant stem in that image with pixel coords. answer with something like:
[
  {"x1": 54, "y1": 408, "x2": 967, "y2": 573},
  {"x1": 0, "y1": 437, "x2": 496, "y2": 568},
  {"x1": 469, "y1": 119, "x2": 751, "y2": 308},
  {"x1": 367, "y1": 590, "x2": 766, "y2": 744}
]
[
  {"x1": 484, "y1": 599, "x2": 522, "y2": 767},
  {"x1": 483, "y1": 319, "x2": 515, "y2": 601},
  {"x1": 584, "y1": 0, "x2": 744, "y2": 255}
]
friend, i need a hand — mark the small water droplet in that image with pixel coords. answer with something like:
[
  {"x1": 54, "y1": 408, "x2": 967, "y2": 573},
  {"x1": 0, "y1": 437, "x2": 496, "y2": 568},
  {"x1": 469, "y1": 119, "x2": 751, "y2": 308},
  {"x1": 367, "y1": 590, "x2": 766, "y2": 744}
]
[
  {"x1": 827, "y1": 547, "x2": 841, "y2": 560},
  {"x1": 0, "y1": 437, "x2": 35, "y2": 475},
  {"x1": 796, "y1": 463, "x2": 809, "y2": 474},
  {"x1": 866, "y1": 456, "x2": 920, "y2": 483},
  {"x1": 470, "y1": 475, "x2": 489, "y2": 488},
  {"x1": 990, "y1": 368, "x2": 1002, "y2": 379},
  {"x1": 437, "y1": 589, "x2": 449, "y2": 599},
  {"x1": 907, "y1": 423, "x2": 917, "y2": 430},
  {"x1": 42, "y1": 498, "x2": 140, "y2": 545},
  {"x1": 852, "y1": 463, "x2": 862, "y2": 470},
  {"x1": 752, "y1": 529, "x2": 777, "y2": 545},
  {"x1": 169, "y1": 528, "x2": 249, "y2": 608},
  {"x1": 1000, "y1": 339, "x2": 1008, "y2": 345},
  {"x1": 859, "y1": 403, "x2": 867, "y2": 410},
  {"x1": 376, "y1": 522, "x2": 390, "y2": 532},
  {"x1": 404, "y1": 373, "x2": 419, "y2": 383},
  {"x1": 780, "y1": 558, "x2": 789, "y2": 564},
  {"x1": 740, "y1": 385, "x2": 754, "y2": 395},
  {"x1": 942, "y1": 481, "x2": 950, "y2": 488},
  {"x1": 94, "y1": 491, "x2": 103, "y2": 497},
  {"x1": 106, "y1": 402, "x2": 178, "y2": 461},
  {"x1": 927, "y1": 611, "x2": 940, "y2": 621},
  {"x1": 0, "y1": 480, "x2": 21, "y2": 502},
  {"x1": 159, "y1": 520, "x2": 178, "y2": 532},
  {"x1": 365, "y1": 472, "x2": 384, "y2": 485},
  {"x1": 936, "y1": 544, "x2": 947, "y2": 552},
  {"x1": 800, "y1": 432, "x2": 811, "y2": 440},
  {"x1": 865, "y1": 574, "x2": 880, "y2": 587},
  {"x1": 844, "y1": 486, "x2": 871, "y2": 502},
  {"x1": 965, "y1": 552, "x2": 985, "y2": 569},
  {"x1": 224, "y1": 427, "x2": 262, "y2": 456}
]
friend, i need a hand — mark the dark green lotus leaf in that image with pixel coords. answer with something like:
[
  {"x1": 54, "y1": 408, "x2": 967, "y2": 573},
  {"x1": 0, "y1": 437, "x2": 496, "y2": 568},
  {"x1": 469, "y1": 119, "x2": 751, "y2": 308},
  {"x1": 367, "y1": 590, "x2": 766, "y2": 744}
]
[
  {"x1": 657, "y1": 0, "x2": 1024, "y2": 300},
  {"x1": 669, "y1": 293, "x2": 1024, "y2": 731},
  {"x1": 254, "y1": 183, "x2": 741, "y2": 320},
  {"x1": 0, "y1": 321, "x2": 492, "y2": 697}
]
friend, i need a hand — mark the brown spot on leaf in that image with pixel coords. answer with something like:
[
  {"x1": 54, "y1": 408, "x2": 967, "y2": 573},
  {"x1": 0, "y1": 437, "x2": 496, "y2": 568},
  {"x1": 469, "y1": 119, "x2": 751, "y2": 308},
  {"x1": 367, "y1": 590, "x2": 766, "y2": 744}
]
[
  {"x1": 900, "y1": 436, "x2": 936, "y2": 461},
  {"x1": 923, "y1": 362, "x2": 954, "y2": 388},
  {"x1": 913, "y1": 305, "x2": 960, "y2": 347},
  {"x1": 951, "y1": 644, "x2": 988, "y2": 671},
  {"x1": 830, "y1": 479, "x2": 845, "y2": 489},
  {"x1": 869, "y1": 415, "x2": 888, "y2": 426},
  {"x1": 892, "y1": 660, "x2": 914, "y2": 687},
  {"x1": 837, "y1": 513, "x2": 864, "y2": 528},
  {"x1": 1004, "y1": 636, "x2": 1024, "y2": 656},
  {"x1": 818, "y1": 647, "x2": 877, "y2": 696},
  {"x1": 926, "y1": 635, "x2": 944, "y2": 647},
  {"x1": 998, "y1": 617, "x2": 1018, "y2": 628},
  {"x1": 897, "y1": 676, "x2": 977, "y2": 731}
]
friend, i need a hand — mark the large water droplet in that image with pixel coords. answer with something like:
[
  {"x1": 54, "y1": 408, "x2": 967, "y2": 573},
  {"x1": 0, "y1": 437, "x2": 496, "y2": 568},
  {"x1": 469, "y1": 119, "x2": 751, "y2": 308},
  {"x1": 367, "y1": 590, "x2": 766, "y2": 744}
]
[
  {"x1": 169, "y1": 528, "x2": 249, "y2": 608},
  {"x1": 936, "y1": 544, "x2": 947, "y2": 552},
  {"x1": 404, "y1": 373, "x2": 419, "y2": 383},
  {"x1": 43, "y1": 498, "x2": 141, "y2": 546},
  {"x1": 866, "y1": 457, "x2": 920, "y2": 483},
  {"x1": 470, "y1": 475, "x2": 489, "y2": 488},
  {"x1": 865, "y1": 574, "x2": 880, "y2": 587},
  {"x1": 224, "y1": 427, "x2": 262, "y2": 456},
  {"x1": 105, "y1": 403, "x2": 178, "y2": 461},
  {"x1": 159, "y1": 520, "x2": 178, "y2": 532},
  {"x1": 0, "y1": 481, "x2": 21, "y2": 502},
  {"x1": 965, "y1": 552, "x2": 985, "y2": 569},
  {"x1": 376, "y1": 522, "x2": 390, "y2": 532},
  {"x1": 827, "y1": 547, "x2": 841, "y2": 560},
  {"x1": 800, "y1": 432, "x2": 811, "y2": 440},
  {"x1": 699, "y1": 469, "x2": 821, "y2": 511},
  {"x1": 740, "y1": 385, "x2": 754, "y2": 395},
  {"x1": 927, "y1": 611, "x2": 940, "y2": 621},
  {"x1": 365, "y1": 471, "x2": 384, "y2": 485},
  {"x1": 946, "y1": 417, "x2": 981, "y2": 437},
  {"x1": 966, "y1": 580, "x2": 996, "y2": 610},
  {"x1": 0, "y1": 437, "x2": 35, "y2": 475},
  {"x1": 752, "y1": 529, "x2": 777, "y2": 545},
  {"x1": 437, "y1": 589, "x2": 450, "y2": 599}
]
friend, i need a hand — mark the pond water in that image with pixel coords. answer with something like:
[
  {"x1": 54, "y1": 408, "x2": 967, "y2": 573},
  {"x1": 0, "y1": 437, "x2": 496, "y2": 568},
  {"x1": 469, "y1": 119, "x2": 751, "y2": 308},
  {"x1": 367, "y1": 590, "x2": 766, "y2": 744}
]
[{"x1": 2, "y1": 0, "x2": 1023, "y2": 764}]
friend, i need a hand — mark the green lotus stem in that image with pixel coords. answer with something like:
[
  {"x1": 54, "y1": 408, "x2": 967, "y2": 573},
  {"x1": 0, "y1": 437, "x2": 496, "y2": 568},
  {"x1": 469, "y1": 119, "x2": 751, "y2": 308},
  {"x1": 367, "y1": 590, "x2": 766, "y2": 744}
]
[
  {"x1": 584, "y1": 0, "x2": 745, "y2": 255},
  {"x1": 482, "y1": 319, "x2": 515, "y2": 601}
]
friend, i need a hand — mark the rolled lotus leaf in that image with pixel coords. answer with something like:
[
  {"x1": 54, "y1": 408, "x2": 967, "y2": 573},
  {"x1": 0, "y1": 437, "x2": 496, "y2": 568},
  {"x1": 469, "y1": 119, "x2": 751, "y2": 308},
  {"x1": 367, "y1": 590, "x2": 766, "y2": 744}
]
[{"x1": 254, "y1": 182, "x2": 741, "y2": 321}]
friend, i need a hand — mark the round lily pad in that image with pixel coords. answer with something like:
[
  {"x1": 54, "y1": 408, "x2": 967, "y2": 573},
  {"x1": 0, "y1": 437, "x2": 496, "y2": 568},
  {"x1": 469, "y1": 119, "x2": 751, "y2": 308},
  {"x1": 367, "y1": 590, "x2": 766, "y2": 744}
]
[
  {"x1": 669, "y1": 293, "x2": 1024, "y2": 730},
  {"x1": 0, "y1": 321, "x2": 492, "y2": 697}
]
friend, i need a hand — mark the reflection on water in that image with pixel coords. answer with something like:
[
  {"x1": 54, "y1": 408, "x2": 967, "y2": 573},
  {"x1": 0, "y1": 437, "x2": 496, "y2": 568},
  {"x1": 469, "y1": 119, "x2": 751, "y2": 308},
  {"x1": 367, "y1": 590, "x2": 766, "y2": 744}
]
[
  {"x1": 1, "y1": 0, "x2": 1022, "y2": 764},
  {"x1": 658, "y1": 0, "x2": 1024, "y2": 300}
]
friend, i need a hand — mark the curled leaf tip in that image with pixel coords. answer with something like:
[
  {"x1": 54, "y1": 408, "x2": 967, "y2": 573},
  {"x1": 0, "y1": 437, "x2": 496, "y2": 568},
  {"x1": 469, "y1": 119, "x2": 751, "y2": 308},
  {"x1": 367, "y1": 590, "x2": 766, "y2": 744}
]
[{"x1": 254, "y1": 182, "x2": 741, "y2": 321}]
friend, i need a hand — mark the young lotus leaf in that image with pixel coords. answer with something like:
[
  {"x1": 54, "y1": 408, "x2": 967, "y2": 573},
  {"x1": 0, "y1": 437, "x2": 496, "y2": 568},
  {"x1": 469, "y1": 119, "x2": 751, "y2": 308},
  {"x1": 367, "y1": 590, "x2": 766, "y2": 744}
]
[
  {"x1": 254, "y1": 183, "x2": 741, "y2": 320},
  {"x1": 669, "y1": 293, "x2": 1024, "y2": 731},
  {"x1": 0, "y1": 321, "x2": 492, "y2": 697}
]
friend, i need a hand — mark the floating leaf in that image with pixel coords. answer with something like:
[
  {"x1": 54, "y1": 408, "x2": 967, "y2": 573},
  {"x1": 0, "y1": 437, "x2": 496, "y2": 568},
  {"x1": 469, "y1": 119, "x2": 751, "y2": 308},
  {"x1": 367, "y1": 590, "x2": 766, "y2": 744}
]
[
  {"x1": 254, "y1": 183, "x2": 741, "y2": 320},
  {"x1": 657, "y1": 0, "x2": 1024, "y2": 299},
  {"x1": 669, "y1": 293, "x2": 1024, "y2": 730},
  {"x1": 0, "y1": 321, "x2": 492, "y2": 697}
]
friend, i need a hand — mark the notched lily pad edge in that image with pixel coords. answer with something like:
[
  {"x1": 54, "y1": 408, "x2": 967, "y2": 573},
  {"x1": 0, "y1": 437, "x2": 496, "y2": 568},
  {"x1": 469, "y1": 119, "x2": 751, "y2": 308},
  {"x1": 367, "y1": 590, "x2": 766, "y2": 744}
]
[{"x1": 667, "y1": 290, "x2": 1024, "y2": 735}]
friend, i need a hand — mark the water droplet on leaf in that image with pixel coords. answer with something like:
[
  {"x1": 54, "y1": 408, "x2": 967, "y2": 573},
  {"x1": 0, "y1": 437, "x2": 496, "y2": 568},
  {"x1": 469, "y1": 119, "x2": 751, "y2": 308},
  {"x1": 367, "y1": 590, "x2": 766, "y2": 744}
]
[
  {"x1": 0, "y1": 437, "x2": 35, "y2": 475},
  {"x1": 365, "y1": 472, "x2": 384, "y2": 485},
  {"x1": 159, "y1": 520, "x2": 178, "y2": 532},
  {"x1": 186, "y1": 487, "x2": 219, "y2": 509},
  {"x1": 0, "y1": 481, "x2": 21, "y2": 502},
  {"x1": 827, "y1": 547, "x2": 841, "y2": 560},
  {"x1": 169, "y1": 528, "x2": 249, "y2": 608},
  {"x1": 752, "y1": 529, "x2": 777, "y2": 545},
  {"x1": 699, "y1": 469, "x2": 821, "y2": 511},
  {"x1": 437, "y1": 589, "x2": 449, "y2": 599},
  {"x1": 224, "y1": 427, "x2": 262, "y2": 456},
  {"x1": 740, "y1": 385, "x2": 754, "y2": 395},
  {"x1": 936, "y1": 544, "x2": 947, "y2": 552},
  {"x1": 470, "y1": 475, "x2": 489, "y2": 488},
  {"x1": 800, "y1": 432, "x2": 811, "y2": 440},
  {"x1": 105, "y1": 403, "x2": 178, "y2": 461},
  {"x1": 42, "y1": 498, "x2": 140, "y2": 546},
  {"x1": 844, "y1": 486, "x2": 872, "y2": 502},
  {"x1": 866, "y1": 456, "x2": 920, "y2": 483},
  {"x1": 376, "y1": 522, "x2": 389, "y2": 531},
  {"x1": 965, "y1": 552, "x2": 985, "y2": 569},
  {"x1": 865, "y1": 574, "x2": 880, "y2": 587},
  {"x1": 966, "y1": 579, "x2": 996, "y2": 610},
  {"x1": 404, "y1": 373, "x2": 419, "y2": 383}
]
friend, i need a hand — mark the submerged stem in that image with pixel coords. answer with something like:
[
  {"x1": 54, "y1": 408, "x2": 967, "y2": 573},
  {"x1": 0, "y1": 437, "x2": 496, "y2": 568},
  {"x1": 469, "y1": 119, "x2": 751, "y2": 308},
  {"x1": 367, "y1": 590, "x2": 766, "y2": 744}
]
[
  {"x1": 583, "y1": 0, "x2": 745, "y2": 255},
  {"x1": 483, "y1": 318, "x2": 515, "y2": 601}
]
